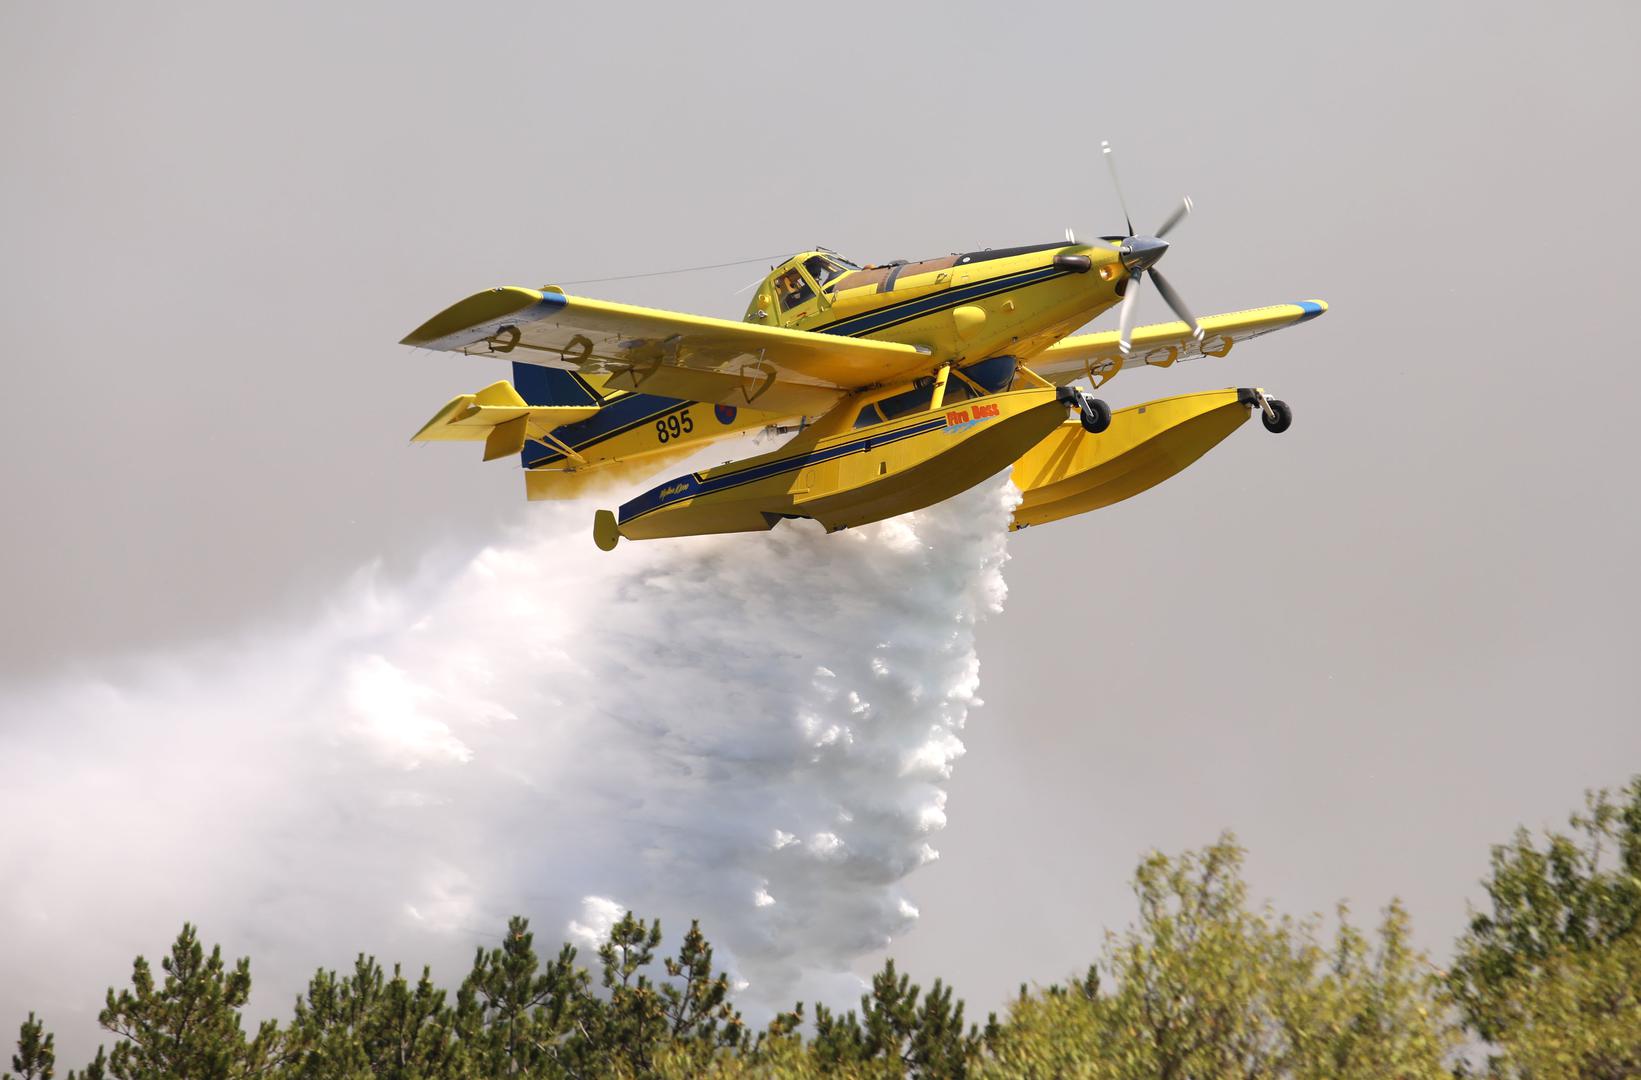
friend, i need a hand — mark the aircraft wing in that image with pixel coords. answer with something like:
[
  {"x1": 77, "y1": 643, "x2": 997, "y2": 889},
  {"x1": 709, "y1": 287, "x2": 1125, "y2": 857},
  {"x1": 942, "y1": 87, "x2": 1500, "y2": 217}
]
[
  {"x1": 1029, "y1": 300, "x2": 1328, "y2": 386},
  {"x1": 402, "y1": 286, "x2": 933, "y2": 415}
]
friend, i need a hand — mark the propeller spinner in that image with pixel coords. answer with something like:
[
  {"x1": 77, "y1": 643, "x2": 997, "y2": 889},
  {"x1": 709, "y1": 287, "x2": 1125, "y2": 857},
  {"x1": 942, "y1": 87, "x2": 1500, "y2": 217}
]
[{"x1": 1100, "y1": 141, "x2": 1205, "y2": 356}]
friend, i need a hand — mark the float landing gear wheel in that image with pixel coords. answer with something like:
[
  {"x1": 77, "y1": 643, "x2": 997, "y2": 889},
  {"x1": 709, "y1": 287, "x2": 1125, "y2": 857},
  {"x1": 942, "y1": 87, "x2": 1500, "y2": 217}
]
[
  {"x1": 1240, "y1": 388, "x2": 1294, "y2": 434},
  {"x1": 1055, "y1": 385, "x2": 1113, "y2": 434},
  {"x1": 1078, "y1": 395, "x2": 1112, "y2": 434}
]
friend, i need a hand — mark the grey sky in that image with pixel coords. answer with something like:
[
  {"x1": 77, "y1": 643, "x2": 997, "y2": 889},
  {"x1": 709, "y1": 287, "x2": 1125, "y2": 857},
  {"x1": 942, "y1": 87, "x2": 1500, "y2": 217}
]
[{"x1": 3, "y1": 0, "x2": 1639, "y2": 1051}]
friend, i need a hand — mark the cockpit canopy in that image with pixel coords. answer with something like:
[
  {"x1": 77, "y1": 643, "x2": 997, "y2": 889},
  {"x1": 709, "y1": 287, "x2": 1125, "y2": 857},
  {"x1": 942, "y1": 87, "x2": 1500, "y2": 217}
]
[
  {"x1": 801, "y1": 251, "x2": 859, "y2": 290},
  {"x1": 747, "y1": 249, "x2": 862, "y2": 322}
]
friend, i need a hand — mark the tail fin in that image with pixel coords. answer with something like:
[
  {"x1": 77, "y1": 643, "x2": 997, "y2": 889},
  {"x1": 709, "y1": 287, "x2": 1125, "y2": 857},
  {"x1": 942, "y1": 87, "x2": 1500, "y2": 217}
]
[{"x1": 511, "y1": 363, "x2": 608, "y2": 407}]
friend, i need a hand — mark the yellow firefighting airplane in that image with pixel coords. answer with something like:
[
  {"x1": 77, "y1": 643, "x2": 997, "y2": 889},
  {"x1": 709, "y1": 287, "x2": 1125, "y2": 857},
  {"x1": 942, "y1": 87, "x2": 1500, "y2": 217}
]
[{"x1": 403, "y1": 147, "x2": 1326, "y2": 549}]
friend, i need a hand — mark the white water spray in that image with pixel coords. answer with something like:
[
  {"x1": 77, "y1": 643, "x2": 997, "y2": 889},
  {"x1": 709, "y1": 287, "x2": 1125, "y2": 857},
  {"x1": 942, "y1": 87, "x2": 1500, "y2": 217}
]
[{"x1": 0, "y1": 475, "x2": 1020, "y2": 1051}]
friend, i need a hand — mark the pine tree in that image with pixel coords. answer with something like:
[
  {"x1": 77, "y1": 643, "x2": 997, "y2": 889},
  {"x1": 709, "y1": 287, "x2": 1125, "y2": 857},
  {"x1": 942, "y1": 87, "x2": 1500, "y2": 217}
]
[
  {"x1": 456, "y1": 916, "x2": 584, "y2": 1077},
  {"x1": 809, "y1": 957, "x2": 979, "y2": 1076},
  {"x1": 9, "y1": 1013, "x2": 55, "y2": 1080},
  {"x1": 286, "y1": 954, "x2": 469, "y2": 1079},
  {"x1": 97, "y1": 923, "x2": 283, "y2": 1079},
  {"x1": 658, "y1": 920, "x2": 744, "y2": 1049},
  {"x1": 581, "y1": 911, "x2": 669, "y2": 1075}
]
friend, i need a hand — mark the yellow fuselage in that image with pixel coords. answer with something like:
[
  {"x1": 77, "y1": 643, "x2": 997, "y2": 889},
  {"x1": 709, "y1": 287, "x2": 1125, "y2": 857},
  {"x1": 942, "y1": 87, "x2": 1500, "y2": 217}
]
[
  {"x1": 601, "y1": 381, "x2": 1070, "y2": 546},
  {"x1": 750, "y1": 242, "x2": 1125, "y2": 367},
  {"x1": 409, "y1": 232, "x2": 1323, "y2": 548},
  {"x1": 529, "y1": 242, "x2": 1129, "y2": 500}
]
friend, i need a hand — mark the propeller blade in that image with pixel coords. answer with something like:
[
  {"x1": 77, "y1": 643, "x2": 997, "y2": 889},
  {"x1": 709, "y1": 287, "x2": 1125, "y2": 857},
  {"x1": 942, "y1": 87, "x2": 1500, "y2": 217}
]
[
  {"x1": 1154, "y1": 196, "x2": 1193, "y2": 239},
  {"x1": 1101, "y1": 140, "x2": 1135, "y2": 237},
  {"x1": 1148, "y1": 268, "x2": 1203, "y2": 339},
  {"x1": 1117, "y1": 271, "x2": 1144, "y2": 354}
]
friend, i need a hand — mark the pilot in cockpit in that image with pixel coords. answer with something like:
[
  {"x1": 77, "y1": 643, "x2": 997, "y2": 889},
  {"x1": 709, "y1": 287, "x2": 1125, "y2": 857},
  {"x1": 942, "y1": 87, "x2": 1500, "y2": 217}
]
[{"x1": 776, "y1": 268, "x2": 812, "y2": 310}]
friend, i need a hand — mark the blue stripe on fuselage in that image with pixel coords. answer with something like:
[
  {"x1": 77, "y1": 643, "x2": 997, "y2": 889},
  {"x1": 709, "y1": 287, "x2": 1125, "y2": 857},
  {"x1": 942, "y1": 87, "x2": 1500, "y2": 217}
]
[
  {"x1": 521, "y1": 391, "x2": 685, "y2": 467},
  {"x1": 818, "y1": 265, "x2": 1067, "y2": 338}
]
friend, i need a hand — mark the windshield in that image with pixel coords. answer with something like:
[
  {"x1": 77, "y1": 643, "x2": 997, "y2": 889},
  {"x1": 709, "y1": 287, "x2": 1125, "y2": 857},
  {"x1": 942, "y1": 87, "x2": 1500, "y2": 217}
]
[{"x1": 804, "y1": 255, "x2": 853, "y2": 290}]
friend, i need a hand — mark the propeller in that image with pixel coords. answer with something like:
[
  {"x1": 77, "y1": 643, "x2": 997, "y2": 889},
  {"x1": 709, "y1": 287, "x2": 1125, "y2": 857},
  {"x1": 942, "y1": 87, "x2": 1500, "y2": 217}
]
[{"x1": 1099, "y1": 141, "x2": 1204, "y2": 355}]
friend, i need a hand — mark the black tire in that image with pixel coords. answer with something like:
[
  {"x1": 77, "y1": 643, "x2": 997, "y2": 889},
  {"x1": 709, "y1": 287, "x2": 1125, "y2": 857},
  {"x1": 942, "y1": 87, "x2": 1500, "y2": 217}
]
[
  {"x1": 1079, "y1": 397, "x2": 1112, "y2": 434},
  {"x1": 1262, "y1": 398, "x2": 1293, "y2": 434}
]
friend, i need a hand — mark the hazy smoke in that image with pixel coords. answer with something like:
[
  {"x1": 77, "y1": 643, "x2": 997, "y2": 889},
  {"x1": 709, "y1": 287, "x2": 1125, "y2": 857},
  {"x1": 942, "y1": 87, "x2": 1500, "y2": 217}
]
[{"x1": 0, "y1": 474, "x2": 1019, "y2": 1056}]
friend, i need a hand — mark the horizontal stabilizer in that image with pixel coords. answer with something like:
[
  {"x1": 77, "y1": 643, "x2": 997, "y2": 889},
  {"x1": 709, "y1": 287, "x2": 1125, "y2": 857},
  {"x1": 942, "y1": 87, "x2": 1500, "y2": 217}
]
[{"x1": 411, "y1": 380, "x2": 600, "y2": 461}]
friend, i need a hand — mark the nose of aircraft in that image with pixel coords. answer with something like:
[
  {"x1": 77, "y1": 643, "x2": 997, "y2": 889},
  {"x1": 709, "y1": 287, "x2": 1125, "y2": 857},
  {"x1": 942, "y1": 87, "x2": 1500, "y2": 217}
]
[{"x1": 1119, "y1": 235, "x2": 1169, "y2": 273}]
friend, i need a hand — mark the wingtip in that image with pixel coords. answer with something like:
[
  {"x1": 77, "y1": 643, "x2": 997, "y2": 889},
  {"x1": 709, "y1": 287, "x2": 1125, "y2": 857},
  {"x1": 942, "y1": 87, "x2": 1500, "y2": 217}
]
[{"x1": 398, "y1": 286, "x2": 553, "y2": 350}]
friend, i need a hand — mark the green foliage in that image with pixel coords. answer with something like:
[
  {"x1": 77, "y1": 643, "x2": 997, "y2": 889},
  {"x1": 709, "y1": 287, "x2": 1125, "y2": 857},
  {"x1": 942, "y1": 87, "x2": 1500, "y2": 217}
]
[
  {"x1": 286, "y1": 955, "x2": 468, "y2": 1079},
  {"x1": 455, "y1": 915, "x2": 584, "y2": 1076},
  {"x1": 14, "y1": 777, "x2": 1639, "y2": 1078},
  {"x1": 1289, "y1": 899, "x2": 1454, "y2": 1080},
  {"x1": 569, "y1": 912, "x2": 750, "y2": 1076},
  {"x1": 1480, "y1": 929, "x2": 1641, "y2": 1080},
  {"x1": 96, "y1": 923, "x2": 283, "y2": 1079},
  {"x1": 807, "y1": 959, "x2": 978, "y2": 1076},
  {"x1": 9, "y1": 1013, "x2": 54, "y2": 1080},
  {"x1": 658, "y1": 920, "x2": 744, "y2": 1048},
  {"x1": 1449, "y1": 776, "x2": 1641, "y2": 1076},
  {"x1": 980, "y1": 837, "x2": 1455, "y2": 1080},
  {"x1": 586, "y1": 909, "x2": 669, "y2": 1074}
]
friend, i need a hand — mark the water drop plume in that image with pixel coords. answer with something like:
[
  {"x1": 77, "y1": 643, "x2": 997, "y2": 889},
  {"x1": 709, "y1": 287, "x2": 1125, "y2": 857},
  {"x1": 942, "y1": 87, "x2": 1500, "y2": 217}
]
[{"x1": 0, "y1": 474, "x2": 1021, "y2": 1048}]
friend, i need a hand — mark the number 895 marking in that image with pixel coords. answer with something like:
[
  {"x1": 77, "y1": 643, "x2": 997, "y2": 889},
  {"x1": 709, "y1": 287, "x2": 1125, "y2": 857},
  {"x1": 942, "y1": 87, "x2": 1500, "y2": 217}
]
[{"x1": 654, "y1": 409, "x2": 694, "y2": 444}]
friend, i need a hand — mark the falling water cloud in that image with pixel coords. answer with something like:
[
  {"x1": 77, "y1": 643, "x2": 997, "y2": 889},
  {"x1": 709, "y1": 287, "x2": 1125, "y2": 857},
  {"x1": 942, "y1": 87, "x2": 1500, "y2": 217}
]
[{"x1": 0, "y1": 474, "x2": 1021, "y2": 1054}]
